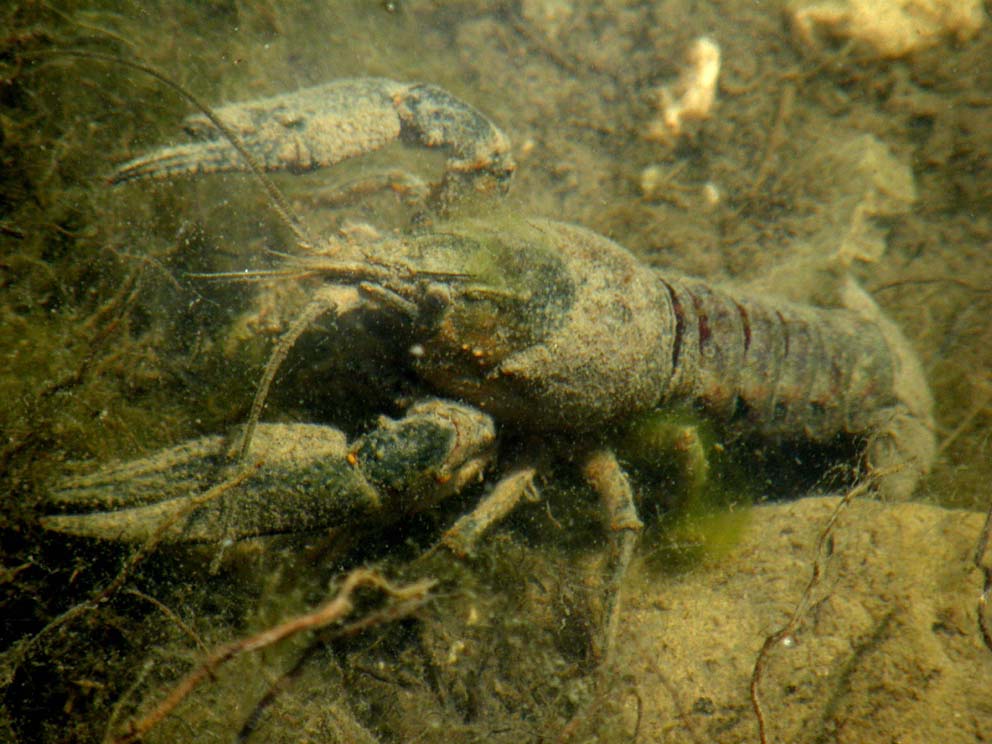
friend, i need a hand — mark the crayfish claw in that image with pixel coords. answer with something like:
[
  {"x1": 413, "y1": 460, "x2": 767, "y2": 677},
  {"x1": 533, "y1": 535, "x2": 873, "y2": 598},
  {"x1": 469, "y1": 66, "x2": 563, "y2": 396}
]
[
  {"x1": 42, "y1": 401, "x2": 497, "y2": 545},
  {"x1": 111, "y1": 77, "x2": 515, "y2": 204}
]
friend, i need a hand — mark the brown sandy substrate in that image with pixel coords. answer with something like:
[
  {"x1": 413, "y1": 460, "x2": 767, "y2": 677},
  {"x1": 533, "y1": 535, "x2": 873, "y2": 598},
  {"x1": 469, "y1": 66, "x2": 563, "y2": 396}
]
[
  {"x1": 90, "y1": 497, "x2": 992, "y2": 743},
  {"x1": 617, "y1": 497, "x2": 992, "y2": 743}
]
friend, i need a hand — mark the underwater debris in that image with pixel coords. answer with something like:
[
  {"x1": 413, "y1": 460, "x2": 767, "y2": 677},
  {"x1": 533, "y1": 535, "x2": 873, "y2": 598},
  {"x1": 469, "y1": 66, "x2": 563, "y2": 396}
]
[
  {"x1": 789, "y1": 0, "x2": 985, "y2": 58},
  {"x1": 645, "y1": 36, "x2": 721, "y2": 143}
]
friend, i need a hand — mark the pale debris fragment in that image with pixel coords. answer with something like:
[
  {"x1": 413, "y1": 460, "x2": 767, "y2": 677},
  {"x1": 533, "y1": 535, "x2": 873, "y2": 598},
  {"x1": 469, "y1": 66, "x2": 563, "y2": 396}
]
[
  {"x1": 638, "y1": 163, "x2": 723, "y2": 211},
  {"x1": 646, "y1": 36, "x2": 721, "y2": 143},
  {"x1": 744, "y1": 133, "x2": 917, "y2": 308},
  {"x1": 789, "y1": 0, "x2": 985, "y2": 58},
  {"x1": 820, "y1": 133, "x2": 918, "y2": 266},
  {"x1": 700, "y1": 181, "x2": 721, "y2": 209},
  {"x1": 520, "y1": 0, "x2": 574, "y2": 42}
]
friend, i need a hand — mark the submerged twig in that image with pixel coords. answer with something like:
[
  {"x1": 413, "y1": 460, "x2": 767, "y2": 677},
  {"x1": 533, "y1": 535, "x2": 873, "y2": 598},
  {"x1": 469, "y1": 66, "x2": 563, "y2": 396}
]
[
  {"x1": 937, "y1": 377, "x2": 992, "y2": 457},
  {"x1": 123, "y1": 588, "x2": 209, "y2": 656},
  {"x1": 972, "y1": 497, "x2": 992, "y2": 654},
  {"x1": 236, "y1": 583, "x2": 434, "y2": 742},
  {"x1": 871, "y1": 276, "x2": 992, "y2": 295},
  {"x1": 6, "y1": 467, "x2": 258, "y2": 683},
  {"x1": 41, "y1": 49, "x2": 314, "y2": 250},
  {"x1": 749, "y1": 466, "x2": 899, "y2": 744},
  {"x1": 748, "y1": 81, "x2": 795, "y2": 198},
  {"x1": 110, "y1": 568, "x2": 434, "y2": 744}
]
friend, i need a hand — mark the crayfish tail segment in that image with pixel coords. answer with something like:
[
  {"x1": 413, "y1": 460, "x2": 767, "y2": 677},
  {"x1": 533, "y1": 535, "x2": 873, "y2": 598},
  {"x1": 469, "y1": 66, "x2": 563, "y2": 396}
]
[
  {"x1": 840, "y1": 278, "x2": 936, "y2": 500},
  {"x1": 865, "y1": 404, "x2": 937, "y2": 501}
]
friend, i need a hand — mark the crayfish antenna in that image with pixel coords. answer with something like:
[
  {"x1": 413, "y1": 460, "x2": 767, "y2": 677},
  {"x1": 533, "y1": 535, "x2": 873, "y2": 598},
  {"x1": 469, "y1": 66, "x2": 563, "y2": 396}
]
[
  {"x1": 236, "y1": 286, "x2": 361, "y2": 461},
  {"x1": 55, "y1": 50, "x2": 316, "y2": 252},
  {"x1": 184, "y1": 268, "x2": 315, "y2": 283}
]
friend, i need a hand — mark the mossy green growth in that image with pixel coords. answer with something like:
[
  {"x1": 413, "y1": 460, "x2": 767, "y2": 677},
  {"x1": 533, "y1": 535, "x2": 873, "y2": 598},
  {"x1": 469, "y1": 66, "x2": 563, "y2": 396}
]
[{"x1": 618, "y1": 408, "x2": 752, "y2": 572}]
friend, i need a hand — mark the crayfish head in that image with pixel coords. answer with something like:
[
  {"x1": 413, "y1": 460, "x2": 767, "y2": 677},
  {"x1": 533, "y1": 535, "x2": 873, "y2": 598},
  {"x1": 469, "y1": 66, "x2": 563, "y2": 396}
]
[
  {"x1": 295, "y1": 219, "x2": 579, "y2": 421},
  {"x1": 391, "y1": 220, "x2": 577, "y2": 416}
]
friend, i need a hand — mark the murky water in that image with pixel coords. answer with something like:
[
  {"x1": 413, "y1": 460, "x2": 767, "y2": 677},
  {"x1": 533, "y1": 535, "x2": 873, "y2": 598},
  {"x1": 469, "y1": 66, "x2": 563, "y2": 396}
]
[{"x1": 2, "y1": 2, "x2": 991, "y2": 741}]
